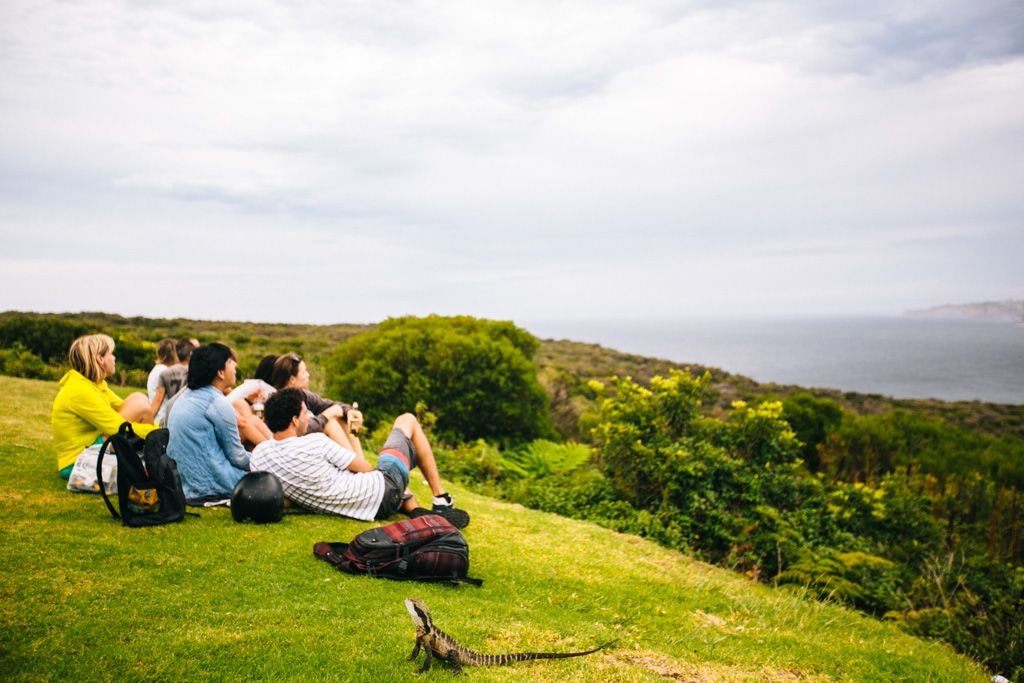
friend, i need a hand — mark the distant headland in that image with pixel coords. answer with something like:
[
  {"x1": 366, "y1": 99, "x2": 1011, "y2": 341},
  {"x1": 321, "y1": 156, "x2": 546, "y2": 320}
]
[{"x1": 906, "y1": 299, "x2": 1024, "y2": 322}]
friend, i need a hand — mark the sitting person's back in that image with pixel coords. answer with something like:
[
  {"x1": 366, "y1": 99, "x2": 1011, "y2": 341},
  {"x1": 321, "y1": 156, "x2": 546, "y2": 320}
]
[
  {"x1": 146, "y1": 339, "x2": 177, "y2": 402},
  {"x1": 167, "y1": 343, "x2": 249, "y2": 501},
  {"x1": 152, "y1": 338, "x2": 198, "y2": 426}
]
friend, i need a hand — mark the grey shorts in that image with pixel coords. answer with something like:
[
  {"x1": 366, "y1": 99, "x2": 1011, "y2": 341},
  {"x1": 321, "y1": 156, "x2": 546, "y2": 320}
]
[{"x1": 374, "y1": 429, "x2": 417, "y2": 519}]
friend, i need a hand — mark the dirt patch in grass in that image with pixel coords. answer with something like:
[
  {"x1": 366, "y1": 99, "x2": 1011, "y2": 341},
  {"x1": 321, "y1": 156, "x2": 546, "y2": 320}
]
[{"x1": 619, "y1": 649, "x2": 831, "y2": 681}]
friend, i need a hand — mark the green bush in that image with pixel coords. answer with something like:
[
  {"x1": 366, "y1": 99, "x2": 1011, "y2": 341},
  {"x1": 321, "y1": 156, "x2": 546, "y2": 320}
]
[
  {"x1": 781, "y1": 392, "x2": 843, "y2": 472},
  {"x1": 0, "y1": 313, "x2": 89, "y2": 363},
  {"x1": 325, "y1": 316, "x2": 554, "y2": 446},
  {"x1": 0, "y1": 344, "x2": 60, "y2": 381},
  {"x1": 501, "y1": 439, "x2": 591, "y2": 479}
]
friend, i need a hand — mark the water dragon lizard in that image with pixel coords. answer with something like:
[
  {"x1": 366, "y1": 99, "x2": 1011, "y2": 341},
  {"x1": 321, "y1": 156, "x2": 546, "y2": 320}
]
[{"x1": 404, "y1": 597, "x2": 615, "y2": 673}]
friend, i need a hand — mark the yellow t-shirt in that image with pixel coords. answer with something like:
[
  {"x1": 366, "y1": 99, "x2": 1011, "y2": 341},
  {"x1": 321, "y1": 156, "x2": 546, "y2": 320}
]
[{"x1": 51, "y1": 370, "x2": 157, "y2": 471}]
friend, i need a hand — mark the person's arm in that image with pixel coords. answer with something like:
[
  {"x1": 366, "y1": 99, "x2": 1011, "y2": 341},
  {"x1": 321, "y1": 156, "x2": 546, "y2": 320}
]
[
  {"x1": 209, "y1": 396, "x2": 250, "y2": 471},
  {"x1": 303, "y1": 390, "x2": 353, "y2": 432},
  {"x1": 146, "y1": 366, "x2": 162, "y2": 402},
  {"x1": 74, "y1": 383, "x2": 156, "y2": 437},
  {"x1": 320, "y1": 436, "x2": 373, "y2": 473},
  {"x1": 225, "y1": 379, "x2": 274, "y2": 405},
  {"x1": 71, "y1": 386, "x2": 133, "y2": 436},
  {"x1": 150, "y1": 385, "x2": 166, "y2": 420}
]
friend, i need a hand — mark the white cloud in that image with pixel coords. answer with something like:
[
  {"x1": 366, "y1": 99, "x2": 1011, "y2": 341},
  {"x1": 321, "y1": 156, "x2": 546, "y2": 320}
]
[{"x1": 1, "y1": 0, "x2": 1021, "y2": 323}]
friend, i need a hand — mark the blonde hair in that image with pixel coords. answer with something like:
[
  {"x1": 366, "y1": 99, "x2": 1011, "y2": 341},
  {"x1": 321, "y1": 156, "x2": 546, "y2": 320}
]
[{"x1": 68, "y1": 334, "x2": 115, "y2": 384}]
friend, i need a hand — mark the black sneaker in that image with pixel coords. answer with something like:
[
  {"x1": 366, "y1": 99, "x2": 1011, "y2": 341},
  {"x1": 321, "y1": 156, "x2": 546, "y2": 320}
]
[{"x1": 409, "y1": 505, "x2": 470, "y2": 529}]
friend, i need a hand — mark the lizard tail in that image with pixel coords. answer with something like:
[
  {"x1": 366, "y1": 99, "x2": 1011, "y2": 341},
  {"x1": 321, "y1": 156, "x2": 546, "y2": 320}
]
[{"x1": 499, "y1": 638, "x2": 619, "y2": 664}]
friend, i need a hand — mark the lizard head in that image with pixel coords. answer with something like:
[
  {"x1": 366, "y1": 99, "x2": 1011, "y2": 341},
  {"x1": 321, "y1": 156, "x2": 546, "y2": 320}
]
[{"x1": 405, "y1": 597, "x2": 432, "y2": 633}]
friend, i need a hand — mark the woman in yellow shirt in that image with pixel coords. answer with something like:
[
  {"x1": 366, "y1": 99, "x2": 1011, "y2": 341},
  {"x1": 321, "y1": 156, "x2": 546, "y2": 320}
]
[{"x1": 51, "y1": 334, "x2": 158, "y2": 478}]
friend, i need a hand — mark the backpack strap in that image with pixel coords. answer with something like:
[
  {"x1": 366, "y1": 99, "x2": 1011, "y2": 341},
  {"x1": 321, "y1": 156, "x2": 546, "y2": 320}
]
[
  {"x1": 411, "y1": 574, "x2": 483, "y2": 587},
  {"x1": 96, "y1": 430, "x2": 121, "y2": 520},
  {"x1": 313, "y1": 542, "x2": 360, "y2": 574}
]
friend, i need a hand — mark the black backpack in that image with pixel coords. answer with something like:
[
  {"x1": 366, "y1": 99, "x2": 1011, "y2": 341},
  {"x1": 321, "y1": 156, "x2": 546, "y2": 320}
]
[
  {"x1": 97, "y1": 423, "x2": 188, "y2": 527},
  {"x1": 314, "y1": 514, "x2": 482, "y2": 586}
]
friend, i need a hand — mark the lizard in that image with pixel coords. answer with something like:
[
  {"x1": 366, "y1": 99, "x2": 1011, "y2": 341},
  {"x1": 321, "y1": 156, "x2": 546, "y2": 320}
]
[{"x1": 404, "y1": 597, "x2": 615, "y2": 674}]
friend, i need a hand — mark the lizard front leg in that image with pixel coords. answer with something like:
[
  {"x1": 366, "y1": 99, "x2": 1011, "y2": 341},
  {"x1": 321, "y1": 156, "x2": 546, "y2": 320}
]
[
  {"x1": 409, "y1": 636, "x2": 422, "y2": 661},
  {"x1": 419, "y1": 645, "x2": 434, "y2": 673}
]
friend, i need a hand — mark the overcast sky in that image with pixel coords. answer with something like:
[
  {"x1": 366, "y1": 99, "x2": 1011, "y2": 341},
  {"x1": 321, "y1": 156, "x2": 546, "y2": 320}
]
[{"x1": 1, "y1": 0, "x2": 1021, "y2": 328}]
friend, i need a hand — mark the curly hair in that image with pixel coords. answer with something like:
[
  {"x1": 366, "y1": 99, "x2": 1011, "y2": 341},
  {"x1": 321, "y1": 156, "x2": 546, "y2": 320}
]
[{"x1": 264, "y1": 388, "x2": 305, "y2": 433}]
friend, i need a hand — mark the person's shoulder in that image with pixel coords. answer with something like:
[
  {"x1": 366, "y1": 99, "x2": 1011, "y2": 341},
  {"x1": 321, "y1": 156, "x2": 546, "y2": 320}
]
[
  {"x1": 251, "y1": 437, "x2": 277, "y2": 457},
  {"x1": 165, "y1": 365, "x2": 187, "y2": 380},
  {"x1": 298, "y1": 433, "x2": 344, "y2": 454},
  {"x1": 302, "y1": 432, "x2": 334, "y2": 448}
]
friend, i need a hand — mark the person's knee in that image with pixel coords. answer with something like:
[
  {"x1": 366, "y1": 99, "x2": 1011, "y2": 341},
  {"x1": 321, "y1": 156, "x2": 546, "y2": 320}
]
[
  {"x1": 123, "y1": 392, "x2": 148, "y2": 409},
  {"x1": 119, "y1": 393, "x2": 152, "y2": 421},
  {"x1": 392, "y1": 412, "x2": 418, "y2": 437}
]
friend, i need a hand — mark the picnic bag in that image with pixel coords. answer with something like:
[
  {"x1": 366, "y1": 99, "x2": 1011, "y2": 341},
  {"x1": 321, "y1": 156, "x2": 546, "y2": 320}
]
[
  {"x1": 97, "y1": 423, "x2": 187, "y2": 527},
  {"x1": 66, "y1": 443, "x2": 117, "y2": 495},
  {"x1": 313, "y1": 514, "x2": 482, "y2": 586}
]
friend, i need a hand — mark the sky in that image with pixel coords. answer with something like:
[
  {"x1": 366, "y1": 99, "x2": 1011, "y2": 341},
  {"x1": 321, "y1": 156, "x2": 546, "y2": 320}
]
[{"x1": 1, "y1": 0, "x2": 1022, "y2": 328}]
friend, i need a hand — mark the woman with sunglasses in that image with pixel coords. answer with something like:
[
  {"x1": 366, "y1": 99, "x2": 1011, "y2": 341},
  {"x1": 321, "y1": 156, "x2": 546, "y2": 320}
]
[{"x1": 269, "y1": 353, "x2": 364, "y2": 454}]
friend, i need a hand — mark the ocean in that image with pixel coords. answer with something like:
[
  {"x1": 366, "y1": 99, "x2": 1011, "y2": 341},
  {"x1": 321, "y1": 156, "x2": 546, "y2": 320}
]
[{"x1": 524, "y1": 316, "x2": 1024, "y2": 405}]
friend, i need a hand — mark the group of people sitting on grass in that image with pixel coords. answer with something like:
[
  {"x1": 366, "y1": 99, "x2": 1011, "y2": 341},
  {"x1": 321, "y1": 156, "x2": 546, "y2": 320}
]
[{"x1": 50, "y1": 334, "x2": 469, "y2": 528}]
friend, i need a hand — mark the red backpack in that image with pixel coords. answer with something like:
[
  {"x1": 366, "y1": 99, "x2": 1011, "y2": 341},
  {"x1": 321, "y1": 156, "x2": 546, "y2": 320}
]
[{"x1": 314, "y1": 514, "x2": 482, "y2": 586}]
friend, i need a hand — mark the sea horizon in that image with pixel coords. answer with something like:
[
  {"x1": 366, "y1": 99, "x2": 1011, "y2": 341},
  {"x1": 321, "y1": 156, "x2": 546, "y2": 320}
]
[{"x1": 523, "y1": 315, "x2": 1023, "y2": 406}]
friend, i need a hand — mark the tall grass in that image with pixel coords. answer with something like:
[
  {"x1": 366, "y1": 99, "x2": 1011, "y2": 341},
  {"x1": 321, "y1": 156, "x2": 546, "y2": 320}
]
[{"x1": 0, "y1": 376, "x2": 989, "y2": 681}]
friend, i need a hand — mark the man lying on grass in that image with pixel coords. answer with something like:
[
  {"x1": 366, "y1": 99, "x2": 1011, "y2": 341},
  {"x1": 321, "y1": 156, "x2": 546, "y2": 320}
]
[{"x1": 250, "y1": 388, "x2": 469, "y2": 528}]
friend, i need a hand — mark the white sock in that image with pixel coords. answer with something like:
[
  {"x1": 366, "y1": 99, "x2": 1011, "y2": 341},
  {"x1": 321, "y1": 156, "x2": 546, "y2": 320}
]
[{"x1": 432, "y1": 493, "x2": 453, "y2": 507}]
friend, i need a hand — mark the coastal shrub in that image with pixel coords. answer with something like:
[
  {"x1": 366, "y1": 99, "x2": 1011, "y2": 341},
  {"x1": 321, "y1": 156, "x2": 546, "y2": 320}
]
[
  {"x1": 501, "y1": 439, "x2": 591, "y2": 479},
  {"x1": 437, "y1": 439, "x2": 504, "y2": 488},
  {"x1": 781, "y1": 392, "x2": 843, "y2": 472},
  {"x1": 0, "y1": 313, "x2": 89, "y2": 362},
  {"x1": 325, "y1": 316, "x2": 554, "y2": 446},
  {"x1": 0, "y1": 344, "x2": 60, "y2": 381}
]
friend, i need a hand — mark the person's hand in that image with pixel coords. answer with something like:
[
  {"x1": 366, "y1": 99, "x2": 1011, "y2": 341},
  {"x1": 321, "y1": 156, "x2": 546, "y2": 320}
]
[
  {"x1": 246, "y1": 387, "x2": 265, "y2": 404},
  {"x1": 347, "y1": 407, "x2": 363, "y2": 433}
]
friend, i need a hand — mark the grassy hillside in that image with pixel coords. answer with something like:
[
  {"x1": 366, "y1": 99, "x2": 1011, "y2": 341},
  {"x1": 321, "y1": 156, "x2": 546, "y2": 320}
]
[{"x1": 0, "y1": 376, "x2": 990, "y2": 681}]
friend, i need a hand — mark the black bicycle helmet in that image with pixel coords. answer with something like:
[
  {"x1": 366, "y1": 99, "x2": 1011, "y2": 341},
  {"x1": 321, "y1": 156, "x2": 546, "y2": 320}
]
[{"x1": 231, "y1": 471, "x2": 284, "y2": 524}]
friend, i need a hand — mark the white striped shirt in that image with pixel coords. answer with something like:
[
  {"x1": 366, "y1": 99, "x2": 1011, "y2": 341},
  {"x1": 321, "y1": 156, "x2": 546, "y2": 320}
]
[{"x1": 250, "y1": 433, "x2": 385, "y2": 521}]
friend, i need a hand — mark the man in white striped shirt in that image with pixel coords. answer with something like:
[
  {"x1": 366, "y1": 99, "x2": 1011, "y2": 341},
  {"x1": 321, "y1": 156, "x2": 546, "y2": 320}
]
[{"x1": 250, "y1": 388, "x2": 469, "y2": 528}]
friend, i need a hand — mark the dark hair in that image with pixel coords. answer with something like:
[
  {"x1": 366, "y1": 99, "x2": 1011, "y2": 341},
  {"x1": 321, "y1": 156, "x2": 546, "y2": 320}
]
[
  {"x1": 255, "y1": 355, "x2": 278, "y2": 384},
  {"x1": 176, "y1": 337, "x2": 197, "y2": 363},
  {"x1": 264, "y1": 388, "x2": 305, "y2": 433},
  {"x1": 270, "y1": 353, "x2": 303, "y2": 390},
  {"x1": 187, "y1": 343, "x2": 236, "y2": 389}
]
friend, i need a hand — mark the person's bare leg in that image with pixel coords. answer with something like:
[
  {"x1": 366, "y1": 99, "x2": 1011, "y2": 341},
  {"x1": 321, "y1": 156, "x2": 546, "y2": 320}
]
[
  {"x1": 118, "y1": 392, "x2": 153, "y2": 422},
  {"x1": 399, "y1": 495, "x2": 421, "y2": 514},
  {"x1": 392, "y1": 413, "x2": 445, "y2": 497},
  {"x1": 323, "y1": 418, "x2": 364, "y2": 457}
]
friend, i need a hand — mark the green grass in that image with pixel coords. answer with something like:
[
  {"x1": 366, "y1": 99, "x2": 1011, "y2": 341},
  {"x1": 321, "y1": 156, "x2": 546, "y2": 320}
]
[{"x1": 0, "y1": 376, "x2": 990, "y2": 681}]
